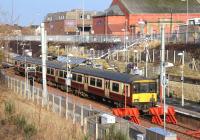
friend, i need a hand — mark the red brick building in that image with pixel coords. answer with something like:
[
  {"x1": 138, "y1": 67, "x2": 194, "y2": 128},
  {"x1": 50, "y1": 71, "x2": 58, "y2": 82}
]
[{"x1": 93, "y1": 0, "x2": 200, "y2": 36}]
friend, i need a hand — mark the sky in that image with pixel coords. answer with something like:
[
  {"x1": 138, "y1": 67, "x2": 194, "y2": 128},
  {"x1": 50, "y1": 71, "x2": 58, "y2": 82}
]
[{"x1": 0, "y1": 0, "x2": 112, "y2": 26}]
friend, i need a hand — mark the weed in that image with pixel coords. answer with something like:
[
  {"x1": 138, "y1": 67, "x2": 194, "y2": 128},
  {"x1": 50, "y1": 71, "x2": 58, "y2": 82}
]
[
  {"x1": 4, "y1": 100, "x2": 15, "y2": 122},
  {"x1": 14, "y1": 114, "x2": 27, "y2": 130},
  {"x1": 24, "y1": 123, "x2": 37, "y2": 140},
  {"x1": 105, "y1": 125, "x2": 128, "y2": 140}
]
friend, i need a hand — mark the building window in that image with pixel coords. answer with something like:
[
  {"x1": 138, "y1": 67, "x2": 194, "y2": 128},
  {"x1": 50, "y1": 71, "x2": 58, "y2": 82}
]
[
  {"x1": 97, "y1": 79, "x2": 102, "y2": 88},
  {"x1": 72, "y1": 73, "x2": 77, "y2": 81},
  {"x1": 112, "y1": 82, "x2": 119, "y2": 93},
  {"x1": 78, "y1": 75, "x2": 82, "y2": 82},
  {"x1": 87, "y1": 15, "x2": 90, "y2": 19},
  {"x1": 90, "y1": 77, "x2": 96, "y2": 86}
]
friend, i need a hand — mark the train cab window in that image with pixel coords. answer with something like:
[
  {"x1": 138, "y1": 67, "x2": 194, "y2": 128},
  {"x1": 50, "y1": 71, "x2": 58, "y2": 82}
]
[
  {"x1": 133, "y1": 83, "x2": 140, "y2": 93},
  {"x1": 149, "y1": 83, "x2": 156, "y2": 93},
  {"x1": 51, "y1": 69, "x2": 54, "y2": 75},
  {"x1": 72, "y1": 74, "x2": 77, "y2": 81},
  {"x1": 90, "y1": 77, "x2": 96, "y2": 86},
  {"x1": 77, "y1": 75, "x2": 82, "y2": 82},
  {"x1": 97, "y1": 79, "x2": 102, "y2": 88},
  {"x1": 112, "y1": 82, "x2": 119, "y2": 92},
  {"x1": 47, "y1": 68, "x2": 51, "y2": 74},
  {"x1": 59, "y1": 71, "x2": 64, "y2": 77},
  {"x1": 28, "y1": 64, "x2": 31, "y2": 67}
]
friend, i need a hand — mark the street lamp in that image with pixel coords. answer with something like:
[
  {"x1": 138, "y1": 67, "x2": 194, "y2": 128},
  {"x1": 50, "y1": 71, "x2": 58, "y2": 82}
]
[{"x1": 178, "y1": 52, "x2": 185, "y2": 106}]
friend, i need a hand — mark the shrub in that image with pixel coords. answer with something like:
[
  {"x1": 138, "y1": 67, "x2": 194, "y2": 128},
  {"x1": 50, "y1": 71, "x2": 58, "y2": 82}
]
[
  {"x1": 14, "y1": 115, "x2": 27, "y2": 130},
  {"x1": 24, "y1": 123, "x2": 37, "y2": 140},
  {"x1": 4, "y1": 100, "x2": 15, "y2": 122}
]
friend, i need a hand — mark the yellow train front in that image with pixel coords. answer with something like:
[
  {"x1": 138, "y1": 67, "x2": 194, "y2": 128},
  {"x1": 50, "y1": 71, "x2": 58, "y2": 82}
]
[{"x1": 131, "y1": 79, "x2": 157, "y2": 111}]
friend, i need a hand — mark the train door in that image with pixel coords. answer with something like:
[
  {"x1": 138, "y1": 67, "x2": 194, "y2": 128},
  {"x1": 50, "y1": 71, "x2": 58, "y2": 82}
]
[
  {"x1": 84, "y1": 75, "x2": 88, "y2": 91},
  {"x1": 105, "y1": 80, "x2": 110, "y2": 98}
]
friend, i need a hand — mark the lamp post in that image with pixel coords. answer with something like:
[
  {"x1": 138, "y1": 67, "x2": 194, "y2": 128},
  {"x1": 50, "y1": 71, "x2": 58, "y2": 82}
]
[{"x1": 178, "y1": 52, "x2": 185, "y2": 106}]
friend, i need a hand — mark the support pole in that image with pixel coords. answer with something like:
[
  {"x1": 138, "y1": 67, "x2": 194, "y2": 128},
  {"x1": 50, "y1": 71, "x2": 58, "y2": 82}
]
[
  {"x1": 41, "y1": 23, "x2": 48, "y2": 106},
  {"x1": 160, "y1": 24, "x2": 166, "y2": 131}
]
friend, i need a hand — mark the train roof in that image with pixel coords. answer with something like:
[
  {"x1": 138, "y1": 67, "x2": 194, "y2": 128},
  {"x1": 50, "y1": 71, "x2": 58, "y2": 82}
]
[
  {"x1": 14, "y1": 55, "x2": 86, "y2": 70},
  {"x1": 72, "y1": 66, "x2": 145, "y2": 84}
]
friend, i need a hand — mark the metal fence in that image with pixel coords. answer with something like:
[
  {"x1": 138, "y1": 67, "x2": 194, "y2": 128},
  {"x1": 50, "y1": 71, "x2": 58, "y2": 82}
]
[{"x1": 0, "y1": 71, "x2": 147, "y2": 140}]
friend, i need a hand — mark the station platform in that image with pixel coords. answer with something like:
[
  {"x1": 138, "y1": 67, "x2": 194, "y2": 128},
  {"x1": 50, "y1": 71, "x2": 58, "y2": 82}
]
[{"x1": 162, "y1": 98, "x2": 200, "y2": 119}]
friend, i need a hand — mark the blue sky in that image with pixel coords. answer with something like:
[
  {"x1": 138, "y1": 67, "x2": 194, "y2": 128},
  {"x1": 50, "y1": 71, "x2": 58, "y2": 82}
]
[{"x1": 0, "y1": 0, "x2": 112, "y2": 26}]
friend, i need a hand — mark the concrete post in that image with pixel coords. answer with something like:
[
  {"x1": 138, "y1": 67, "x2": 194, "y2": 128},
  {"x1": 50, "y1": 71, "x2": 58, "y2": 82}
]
[
  {"x1": 52, "y1": 94, "x2": 55, "y2": 112},
  {"x1": 83, "y1": 118, "x2": 88, "y2": 135},
  {"x1": 174, "y1": 50, "x2": 176, "y2": 64},
  {"x1": 153, "y1": 49, "x2": 155, "y2": 63},
  {"x1": 95, "y1": 116, "x2": 98, "y2": 140},
  {"x1": 66, "y1": 97, "x2": 68, "y2": 120},
  {"x1": 32, "y1": 87, "x2": 35, "y2": 102},
  {"x1": 37, "y1": 89, "x2": 39, "y2": 105},
  {"x1": 59, "y1": 96, "x2": 62, "y2": 116},
  {"x1": 73, "y1": 103, "x2": 75, "y2": 124},
  {"x1": 20, "y1": 81, "x2": 23, "y2": 96},
  {"x1": 166, "y1": 50, "x2": 169, "y2": 61},
  {"x1": 81, "y1": 106, "x2": 83, "y2": 126}
]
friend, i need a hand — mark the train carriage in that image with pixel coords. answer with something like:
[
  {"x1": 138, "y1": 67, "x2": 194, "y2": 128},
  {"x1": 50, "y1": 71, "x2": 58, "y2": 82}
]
[{"x1": 13, "y1": 56, "x2": 157, "y2": 110}]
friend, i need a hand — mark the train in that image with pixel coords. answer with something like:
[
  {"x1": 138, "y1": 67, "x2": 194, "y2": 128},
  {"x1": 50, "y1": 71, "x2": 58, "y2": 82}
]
[{"x1": 13, "y1": 56, "x2": 158, "y2": 110}]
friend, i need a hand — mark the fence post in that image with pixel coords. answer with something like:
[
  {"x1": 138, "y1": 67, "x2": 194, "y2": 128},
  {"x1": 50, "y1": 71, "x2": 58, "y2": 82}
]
[
  {"x1": 83, "y1": 117, "x2": 88, "y2": 135},
  {"x1": 32, "y1": 87, "x2": 35, "y2": 102},
  {"x1": 81, "y1": 105, "x2": 83, "y2": 126},
  {"x1": 52, "y1": 94, "x2": 55, "y2": 112},
  {"x1": 95, "y1": 116, "x2": 98, "y2": 140},
  {"x1": 59, "y1": 96, "x2": 62, "y2": 116},
  {"x1": 73, "y1": 103, "x2": 75, "y2": 124},
  {"x1": 152, "y1": 49, "x2": 155, "y2": 63},
  {"x1": 10, "y1": 78, "x2": 12, "y2": 91},
  {"x1": 174, "y1": 50, "x2": 176, "y2": 64},
  {"x1": 20, "y1": 81, "x2": 23, "y2": 96},
  {"x1": 166, "y1": 50, "x2": 169, "y2": 61},
  {"x1": 37, "y1": 89, "x2": 39, "y2": 105},
  {"x1": 66, "y1": 96, "x2": 68, "y2": 120}
]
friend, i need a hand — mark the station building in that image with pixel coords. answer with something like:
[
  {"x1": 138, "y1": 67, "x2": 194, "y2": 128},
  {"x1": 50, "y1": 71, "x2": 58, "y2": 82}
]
[{"x1": 93, "y1": 0, "x2": 200, "y2": 36}]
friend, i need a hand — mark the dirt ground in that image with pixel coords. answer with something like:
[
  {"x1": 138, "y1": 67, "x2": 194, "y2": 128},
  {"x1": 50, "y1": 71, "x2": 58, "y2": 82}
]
[{"x1": 0, "y1": 83, "x2": 85, "y2": 140}]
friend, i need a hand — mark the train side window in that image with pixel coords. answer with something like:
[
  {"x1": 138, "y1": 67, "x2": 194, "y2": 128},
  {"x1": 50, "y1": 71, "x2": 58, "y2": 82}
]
[
  {"x1": 72, "y1": 73, "x2": 77, "y2": 81},
  {"x1": 85, "y1": 77, "x2": 88, "y2": 83},
  {"x1": 78, "y1": 75, "x2": 82, "y2": 82},
  {"x1": 64, "y1": 72, "x2": 67, "y2": 78},
  {"x1": 36, "y1": 66, "x2": 39, "y2": 71},
  {"x1": 47, "y1": 68, "x2": 51, "y2": 74},
  {"x1": 112, "y1": 82, "x2": 119, "y2": 93},
  {"x1": 39, "y1": 66, "x2": 42, "y2": 72},
  {"x1": 51, "y1": 69, "x2": 54, "y2": 75},
  {"x1": 97, "y1": 79, "x2": 102, "y2": 88},
  {"x1": 90, "y1": 77, "x2": 96, "y2": 86},
  {"x1": 59, "y1": 71, "x2": 64, "y2": 77}
]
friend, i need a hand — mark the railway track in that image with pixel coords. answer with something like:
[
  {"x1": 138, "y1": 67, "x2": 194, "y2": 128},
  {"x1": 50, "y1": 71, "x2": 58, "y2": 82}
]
[{"x1": 3, "y1": 67, "x2": 200, "y2": 140}]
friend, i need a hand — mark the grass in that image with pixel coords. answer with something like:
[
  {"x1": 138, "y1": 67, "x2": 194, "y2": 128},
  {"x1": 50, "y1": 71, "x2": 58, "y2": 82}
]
[{"x1": 0, "y1": 85, "x2": 85, "y2": 140}]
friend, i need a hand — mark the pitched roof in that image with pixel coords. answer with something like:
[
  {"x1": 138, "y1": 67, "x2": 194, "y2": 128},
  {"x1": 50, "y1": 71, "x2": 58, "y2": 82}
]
[
  {"x1": 95, "y1": 4, "x2": 124, "y2": 17},
  {"x1": 120, "y1": 0, "x2": 200, "y2": 14}
]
